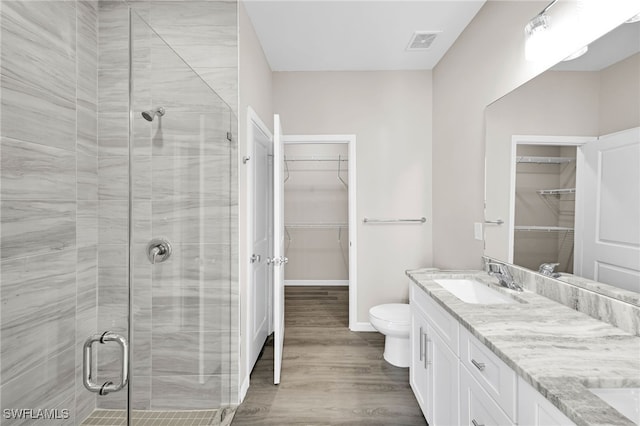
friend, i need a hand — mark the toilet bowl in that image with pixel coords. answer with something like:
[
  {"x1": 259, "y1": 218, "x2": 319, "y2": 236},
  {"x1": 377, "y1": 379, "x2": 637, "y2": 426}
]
[{"x1": 369, "y1": 303, "x2": 410, "y2": 368}]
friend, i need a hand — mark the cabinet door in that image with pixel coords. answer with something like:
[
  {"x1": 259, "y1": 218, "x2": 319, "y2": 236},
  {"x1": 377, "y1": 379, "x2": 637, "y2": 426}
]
[
  {"x1": 460, "y1": 365, "x2": 514, "y2": 426},
  {"x1": 429, "y1": 327, "x2": 459, "y2": 426},
  {"x1": 410, "y1": 306, "x2": 431, "y2": 422},
  {"x1": 518, "y1": 377, "x2": 575, "y2": 426}
]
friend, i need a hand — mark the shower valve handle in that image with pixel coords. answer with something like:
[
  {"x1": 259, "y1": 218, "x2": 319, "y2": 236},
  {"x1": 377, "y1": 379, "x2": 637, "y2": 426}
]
[{"x1": 146, "y1": 238, "x2": 172, "y2": 264}]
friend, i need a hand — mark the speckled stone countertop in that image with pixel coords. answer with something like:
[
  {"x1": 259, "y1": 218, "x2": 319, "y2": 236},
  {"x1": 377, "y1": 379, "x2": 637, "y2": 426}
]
[{"x1": 406, "y1": 268, "x2": 640, "y2": 426}]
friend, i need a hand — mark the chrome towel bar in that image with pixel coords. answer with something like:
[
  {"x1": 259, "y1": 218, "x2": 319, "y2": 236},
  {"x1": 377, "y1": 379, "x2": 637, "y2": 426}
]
[{"x1": 363, "y1": 217, "x2": 426, "y2": 224}]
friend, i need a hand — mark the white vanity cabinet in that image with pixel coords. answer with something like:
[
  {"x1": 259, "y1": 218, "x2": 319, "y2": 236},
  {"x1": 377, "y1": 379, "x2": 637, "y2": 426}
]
[
  {"x1": 518, "y1": 377, "x2": 575, "y2": 426},
  {"x1": 410, "y1": 285, "x2": 460, "y2": 426},
  {"x1": 409, "y1": 282, "x2": 576, "y2": 426}
]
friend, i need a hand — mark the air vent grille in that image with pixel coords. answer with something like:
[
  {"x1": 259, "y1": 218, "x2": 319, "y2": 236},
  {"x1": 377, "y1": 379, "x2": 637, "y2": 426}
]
[{"x1": 406, "y1": 31, "x2": 440, "y2": 51}]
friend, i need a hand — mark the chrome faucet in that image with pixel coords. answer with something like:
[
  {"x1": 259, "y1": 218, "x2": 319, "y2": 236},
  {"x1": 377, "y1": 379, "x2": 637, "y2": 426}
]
[
  {"x1": 487, "y1": 262, "x2": 523, "y2": 292},
  {"x1": 538, "y1": 262, "x2": 560, "y2": 278}
]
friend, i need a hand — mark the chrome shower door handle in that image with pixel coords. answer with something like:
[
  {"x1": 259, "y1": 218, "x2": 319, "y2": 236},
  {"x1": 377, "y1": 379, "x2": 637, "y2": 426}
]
[{"x1": 83, "y1": 331, "x2": 129, "y2": 396}]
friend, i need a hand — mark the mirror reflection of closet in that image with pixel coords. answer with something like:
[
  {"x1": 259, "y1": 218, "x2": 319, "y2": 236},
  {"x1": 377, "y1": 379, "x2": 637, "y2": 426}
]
[{"x1": 514, "y1": 145, "x2": 577, "y2": 274}]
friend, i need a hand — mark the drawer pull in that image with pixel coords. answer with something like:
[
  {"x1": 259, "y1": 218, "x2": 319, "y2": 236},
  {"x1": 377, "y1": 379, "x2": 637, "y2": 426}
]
[
  {"x1": 471, "y1": 419, "x2": 485, "y2": 426},
  {"x1": 471, "y1": 359, "x2": 486, "y2": 371},
  {"x1": 424, "y1": 334, "x2": 432, "y2": 369}
]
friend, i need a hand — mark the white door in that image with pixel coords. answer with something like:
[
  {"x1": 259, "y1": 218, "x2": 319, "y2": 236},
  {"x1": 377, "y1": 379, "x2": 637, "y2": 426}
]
[
  {"x1": 273, "y1": 114, "x2": 287, "y2": 384},
  {"x1": 576, "y1": 127, "x2": 640, "y2": 292},
  {"x1": 248, "y1": 118, "x2": 271, "y2": 372}
]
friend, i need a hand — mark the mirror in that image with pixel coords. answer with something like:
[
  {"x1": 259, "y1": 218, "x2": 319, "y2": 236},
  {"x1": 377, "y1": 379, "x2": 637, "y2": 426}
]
[{"x1": 484, "y1": 19, "x2": 640, "y2": 303}]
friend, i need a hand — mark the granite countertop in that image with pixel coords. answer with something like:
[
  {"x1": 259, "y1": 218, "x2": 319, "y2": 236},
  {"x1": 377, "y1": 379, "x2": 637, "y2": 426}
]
[{"x1": 406, "y1": 268, "x2": 640, "y2": 426}]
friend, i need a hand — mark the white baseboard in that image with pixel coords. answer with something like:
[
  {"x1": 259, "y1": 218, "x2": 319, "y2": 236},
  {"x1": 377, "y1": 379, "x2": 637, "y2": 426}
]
[
  {"x1": 239, "y1": 375, "x2": 250, "y2": 403},
  {"x1": 285, "y1": 280, "x2": 349, "y2": 286},
  {"x1": 350, "y1": 322, "x2": 377, "y2": 332}
]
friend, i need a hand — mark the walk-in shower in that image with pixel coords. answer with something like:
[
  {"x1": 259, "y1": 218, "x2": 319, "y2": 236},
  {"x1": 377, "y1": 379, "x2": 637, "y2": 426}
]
[{"x1": 0, "y1": 2, "x2": 238, "y2": 425}]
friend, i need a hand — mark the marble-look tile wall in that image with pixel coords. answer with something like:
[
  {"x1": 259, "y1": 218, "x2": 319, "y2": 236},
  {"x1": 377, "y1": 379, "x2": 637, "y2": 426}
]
[
  {"x1": 96, "y1": 0, "x2": 238, "y2": 411},
  {"x1": 483, "y1": 257, "x2": 640, "y2": 336},
  {"x1": 142, "y1": 1, "x2": 238, "y2": 114},
  {"x1": 0, "y1": 0, "x2": 99, "y2": 424}
]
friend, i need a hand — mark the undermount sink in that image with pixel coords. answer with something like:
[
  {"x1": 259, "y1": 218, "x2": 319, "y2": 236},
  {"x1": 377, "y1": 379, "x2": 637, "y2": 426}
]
[
  {"x1": 589, "y1": 388, "x2": 640, "y2": 425},
  {"x1": 433, "y1": 279, "x2": 517, "y2": 305}
]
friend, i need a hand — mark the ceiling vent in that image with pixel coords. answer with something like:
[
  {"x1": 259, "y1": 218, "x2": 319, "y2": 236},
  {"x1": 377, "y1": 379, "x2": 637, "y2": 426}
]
[{"x1": 406, "y1": 31, "x2": 440, "y2": 51}]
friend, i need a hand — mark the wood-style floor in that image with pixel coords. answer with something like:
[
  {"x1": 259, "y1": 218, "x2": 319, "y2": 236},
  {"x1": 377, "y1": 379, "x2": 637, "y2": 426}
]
[{"x1": 232, "y1": 286, "x2": 427, "y2": 425}]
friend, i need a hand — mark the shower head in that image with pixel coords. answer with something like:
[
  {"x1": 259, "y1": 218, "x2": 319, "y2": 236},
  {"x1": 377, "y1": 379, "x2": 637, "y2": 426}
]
[{"x1": 141, "y1": 107, "x2": 165, "y2": 122}]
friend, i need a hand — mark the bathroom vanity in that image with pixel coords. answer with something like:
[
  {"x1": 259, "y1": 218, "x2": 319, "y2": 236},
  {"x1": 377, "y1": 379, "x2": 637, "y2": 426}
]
[{"x1": 406, "y1": 269, "x2": 640, "y2": 426}]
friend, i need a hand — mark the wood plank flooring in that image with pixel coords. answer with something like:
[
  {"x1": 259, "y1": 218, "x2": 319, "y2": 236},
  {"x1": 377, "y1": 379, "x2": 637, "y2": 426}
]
[{"x1": 232, "y1": 286, "x2": 426, "y2": 425}]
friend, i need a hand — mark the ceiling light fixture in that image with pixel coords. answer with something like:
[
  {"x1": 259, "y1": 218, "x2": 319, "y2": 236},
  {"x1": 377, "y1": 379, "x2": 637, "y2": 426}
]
[{"x1": 524, "y1": 0, "x2": 558, "y2": 62}]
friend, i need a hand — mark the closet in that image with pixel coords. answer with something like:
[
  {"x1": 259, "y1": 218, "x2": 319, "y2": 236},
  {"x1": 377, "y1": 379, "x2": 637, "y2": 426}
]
[
  {"x1": 514, "y1": 145, "x2": 577, "y2": 273},
  {"x1": 283, "y1": 143, "x2": 349, "y2": 285}
]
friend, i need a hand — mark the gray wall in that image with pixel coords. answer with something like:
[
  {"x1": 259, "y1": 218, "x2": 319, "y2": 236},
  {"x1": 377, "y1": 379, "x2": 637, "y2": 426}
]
[{"x1": 0, "y1": 0, "x2": 99, "y2": 423}]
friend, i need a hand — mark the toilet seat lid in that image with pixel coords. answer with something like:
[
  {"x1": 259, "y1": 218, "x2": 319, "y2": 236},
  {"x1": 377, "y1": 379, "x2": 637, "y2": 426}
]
[{"x1": 369, "y1": 303, "x2": 410, "y2": 325}]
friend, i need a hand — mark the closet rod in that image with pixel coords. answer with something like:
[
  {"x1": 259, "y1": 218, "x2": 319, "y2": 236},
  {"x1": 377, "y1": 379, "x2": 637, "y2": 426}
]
[
  {"x1": 516, "y1": 156, "x2": 574, "y2": 164},
  {"x1": 285, "y1": 156, "x2": 348, "y2": 162},
  {"x1": 363, "y1": 217, "x2": 427, "y2": 224},
  {"x1": 515, "y1": 226, "x2": 574, "y2": 232}
]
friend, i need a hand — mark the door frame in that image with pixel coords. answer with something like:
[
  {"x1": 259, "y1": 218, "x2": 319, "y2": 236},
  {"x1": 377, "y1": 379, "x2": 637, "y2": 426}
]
[
  {"x1": 509, "y1": 135, "x2": 596, "y2": 265},
  {"x1": 243, "y1": 106, "x2": 274, "y2": 397},
  {"x1": 282, "y1": 134, "x2": 358, "y2": 330}
]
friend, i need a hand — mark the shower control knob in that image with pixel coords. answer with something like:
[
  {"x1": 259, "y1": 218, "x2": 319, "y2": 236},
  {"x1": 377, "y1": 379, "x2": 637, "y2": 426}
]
[{"x1": 146, "y1": 238, "x2": 172, "y2": 264}]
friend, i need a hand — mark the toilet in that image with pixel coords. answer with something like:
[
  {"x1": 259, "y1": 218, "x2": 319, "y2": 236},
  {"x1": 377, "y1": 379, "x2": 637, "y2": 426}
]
[{"x1": 369, "y1": 303, "x2": 410, "y2": 368}]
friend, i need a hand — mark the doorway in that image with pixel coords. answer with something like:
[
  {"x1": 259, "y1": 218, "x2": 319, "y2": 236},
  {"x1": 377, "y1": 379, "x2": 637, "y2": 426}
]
[{"x1": 283, "y1": 135, "x2": 357, "y2": 328}]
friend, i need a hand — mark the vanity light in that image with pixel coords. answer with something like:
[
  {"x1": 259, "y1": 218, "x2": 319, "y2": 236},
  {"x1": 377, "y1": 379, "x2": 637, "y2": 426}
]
[
  {"x1": 524, "y1": 12, "x2": 552, "y2": 61},
  {"x1": 562, "y1": 45, "x2": 589, "y2": 61},
  {"x1": 524, "y1": 0, "x2": 559, "y2": 62}
]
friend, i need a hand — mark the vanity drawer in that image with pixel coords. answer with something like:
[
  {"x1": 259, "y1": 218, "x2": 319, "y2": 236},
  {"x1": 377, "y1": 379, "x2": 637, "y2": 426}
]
[
  {"x1": 410, "y1": 282, "x2": 459, "y2": 355},
  {"x1": 459, "y1": 326, "x2": 517, "y2": 421},
  {"x1": 460, "y1": 364, "x2": 515, "y2": 426}
]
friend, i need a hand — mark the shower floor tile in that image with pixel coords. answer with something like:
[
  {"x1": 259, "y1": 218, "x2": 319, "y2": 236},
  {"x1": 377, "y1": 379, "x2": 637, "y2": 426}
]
[{"x1": 81, "y1": 409, "x2": 222, "y2": 425}]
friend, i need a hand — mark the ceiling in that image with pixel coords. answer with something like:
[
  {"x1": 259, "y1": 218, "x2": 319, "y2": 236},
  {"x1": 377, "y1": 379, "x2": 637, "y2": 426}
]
[{"x1": 243, "y1": 1, "x2": 487, "y2": 71}]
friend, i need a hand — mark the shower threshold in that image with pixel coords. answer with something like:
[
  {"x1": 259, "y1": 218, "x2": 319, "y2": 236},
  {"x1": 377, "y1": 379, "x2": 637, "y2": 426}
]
[{"x1": 81, "y1": 408, "x2": 236, "y2": 426}]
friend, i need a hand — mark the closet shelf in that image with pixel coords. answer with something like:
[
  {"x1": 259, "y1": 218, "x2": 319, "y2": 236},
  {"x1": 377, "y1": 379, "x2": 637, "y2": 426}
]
[
  {"x1": 284, "y1": 155, "x2": 348, "y2": 162},
  {"x1": 516, "y1": 156, "x2": 574, "y2": 164},
  {"x1": 284, "y1": 154, "x2": 348, "y2": 188},
  {"x1": 537, "y1": 188, "x2": 576, "y2": 195},
  {"x1": 284, "y1": 223, "x2": 349, "y2": 243},
  {"x1": 285, "y1": 223, "x2": 348, "y2": 229},
  {"x1": 515, "y1": 226, "x2": 574, "y2": 232}
]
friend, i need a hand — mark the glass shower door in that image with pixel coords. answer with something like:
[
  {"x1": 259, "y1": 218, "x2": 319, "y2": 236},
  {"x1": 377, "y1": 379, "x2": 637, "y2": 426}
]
[{"x1": 126, "y1": 10, "x2": 236, "y2": 423}]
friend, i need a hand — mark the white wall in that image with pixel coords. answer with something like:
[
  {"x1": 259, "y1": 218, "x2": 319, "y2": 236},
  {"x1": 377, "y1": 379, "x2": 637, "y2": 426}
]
[
  {"x1": 432, "y1": 0, "x2": 639, "y2": 269},
  {"x1": 238, "y1": 0, "x2": 273, "y2": 398},
  {"x1": 273, "y1": 71, "x2": 433, "y2": 323}
]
